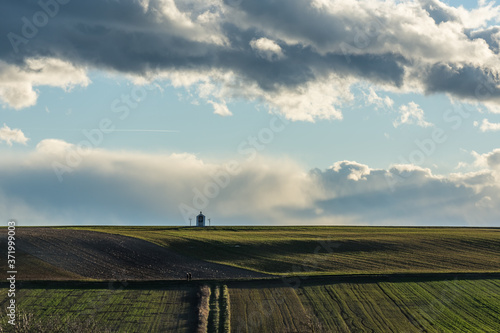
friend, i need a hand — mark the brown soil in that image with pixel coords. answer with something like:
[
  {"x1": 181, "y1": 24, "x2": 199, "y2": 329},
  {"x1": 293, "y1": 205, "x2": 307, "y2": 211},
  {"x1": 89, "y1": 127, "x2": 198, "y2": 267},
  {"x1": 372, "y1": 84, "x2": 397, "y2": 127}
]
[{"x1": 0, "y1": 228, "x2": 269, "y2": 280}]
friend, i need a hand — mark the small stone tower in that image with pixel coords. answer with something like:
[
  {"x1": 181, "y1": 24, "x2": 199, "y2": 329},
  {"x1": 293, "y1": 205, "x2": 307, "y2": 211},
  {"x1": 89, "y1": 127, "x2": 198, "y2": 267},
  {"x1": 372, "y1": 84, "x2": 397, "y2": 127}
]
[{"x1": 196, "y1": 211, "x2": 206, "y2": 227}]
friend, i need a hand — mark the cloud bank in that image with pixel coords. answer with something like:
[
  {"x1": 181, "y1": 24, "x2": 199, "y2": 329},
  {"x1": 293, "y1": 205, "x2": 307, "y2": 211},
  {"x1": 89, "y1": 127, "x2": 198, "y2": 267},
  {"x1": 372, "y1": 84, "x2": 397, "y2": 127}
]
[
  {"x1": 1, "y1": 140, "x2": 499, "y2": 226},
  {"x1": 2, "y1": 0, "x2": 500, "y2": 120}
]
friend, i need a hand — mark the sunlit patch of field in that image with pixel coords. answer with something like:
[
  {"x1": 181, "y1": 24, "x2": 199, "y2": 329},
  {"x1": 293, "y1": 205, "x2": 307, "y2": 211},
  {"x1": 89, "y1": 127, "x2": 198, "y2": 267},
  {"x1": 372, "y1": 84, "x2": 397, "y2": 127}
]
[
  {"x1": 300, "y1": 279, "x2": 500, "y2": 332},
  {"x1": 228, "y1": 279, "x2": 500, "y2": 333}
]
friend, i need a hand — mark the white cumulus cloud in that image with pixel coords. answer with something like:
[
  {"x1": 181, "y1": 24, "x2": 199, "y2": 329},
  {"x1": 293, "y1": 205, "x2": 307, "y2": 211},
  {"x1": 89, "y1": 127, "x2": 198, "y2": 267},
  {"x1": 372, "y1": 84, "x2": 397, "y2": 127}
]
[
  {"x1": 365, "y1": 87, "x2": 394, "y2": 110},
  {"x1": 250, "y1": 38, "x2": 285, "y2": 61},
  {"x1": 0, "y1": 58, "x2": 90, "y2": 109},
  {"x1": 208, "y1": 100, "x2": 232, "y2": 116},
  {"x1": 36, "y1": 139, "x2": 75, "y2": 155},
  {"x1": 394, "y1": 102, "x2": 433, "y2": 128},
  {"x1": 474, "y1": 118, "x2": 500, "y2": 132},
  {"x1": 0, "y1": 124, "x2": 28, "y2": 146}
]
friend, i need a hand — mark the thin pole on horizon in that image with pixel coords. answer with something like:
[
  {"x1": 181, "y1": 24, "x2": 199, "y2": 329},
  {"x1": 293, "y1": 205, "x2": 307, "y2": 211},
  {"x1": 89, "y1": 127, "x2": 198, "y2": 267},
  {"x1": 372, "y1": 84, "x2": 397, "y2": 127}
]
[{"x1": 189, "y1": 218, "x2": 192, "y2": 227}]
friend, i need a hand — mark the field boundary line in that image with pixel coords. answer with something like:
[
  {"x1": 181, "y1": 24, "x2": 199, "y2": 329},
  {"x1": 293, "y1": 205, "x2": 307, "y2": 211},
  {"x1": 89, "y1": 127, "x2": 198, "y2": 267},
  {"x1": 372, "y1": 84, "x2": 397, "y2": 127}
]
[{"x1": 2, "y1": 272, "x2": 500, "y2": 290}]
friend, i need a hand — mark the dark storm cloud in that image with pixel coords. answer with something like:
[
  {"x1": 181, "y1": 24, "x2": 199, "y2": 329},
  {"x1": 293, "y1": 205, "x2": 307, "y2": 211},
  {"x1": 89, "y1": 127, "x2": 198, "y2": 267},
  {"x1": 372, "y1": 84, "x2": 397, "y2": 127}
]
[
  {"x1": 0, "y1": 0, "x2": 405, "y2": 90},
  {"x1": 467, "y1": 27, "x2": 500, "y2": 54},
  {"x1": 1, "y1": 0, "x2": 217, "y2": 71},
  {"x1": 2, "y1": 0, "x2": 500, "y2": 112},
  {"x1": 223, "y1": 0, "x2": 351, "y2": 48},
  {"x1": 422, "y1": 63, "x2": 500, "y2": 101}
]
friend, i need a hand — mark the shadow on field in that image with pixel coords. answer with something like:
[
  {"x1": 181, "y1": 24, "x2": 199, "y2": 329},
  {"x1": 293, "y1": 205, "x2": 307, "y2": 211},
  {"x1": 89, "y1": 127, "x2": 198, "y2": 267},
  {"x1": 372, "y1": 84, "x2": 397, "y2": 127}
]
[
  {"x1": 0, "y1": 228, "x2": 269, "y2": 280},
  {"x1": 168, "y1": 239, "x2": 402, "y2": 261}
]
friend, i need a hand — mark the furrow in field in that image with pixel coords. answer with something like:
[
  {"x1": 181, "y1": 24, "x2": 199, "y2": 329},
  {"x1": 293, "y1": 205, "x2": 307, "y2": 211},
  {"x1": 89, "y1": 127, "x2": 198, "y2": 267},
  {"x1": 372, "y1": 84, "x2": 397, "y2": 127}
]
[
  {"x1": 322, "y1": 284, "x2": 365, "y2": 331},
  {"x1": 378, "y1": 280, "x2": 500, "y2": 332},
  {"x1": 0, "y1": 288, "x2": 198, "y2": 332},
  {"x1": 228, "y1": 286, "x2": 311, "y2": 333},
  {"x1": 300, "y1": 285, "x2": 349, "y2": 332}
]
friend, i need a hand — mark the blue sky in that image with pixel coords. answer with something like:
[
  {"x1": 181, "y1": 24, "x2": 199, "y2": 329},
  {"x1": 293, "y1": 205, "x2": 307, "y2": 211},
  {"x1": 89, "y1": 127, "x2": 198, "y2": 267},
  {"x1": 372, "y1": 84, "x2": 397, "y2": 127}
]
[
  {"x1": 3, "y1": 73, "x2": 496, "y2": 172},
  {"x1": 1, "y1": 0, "x2": 500, "y2": 226}
]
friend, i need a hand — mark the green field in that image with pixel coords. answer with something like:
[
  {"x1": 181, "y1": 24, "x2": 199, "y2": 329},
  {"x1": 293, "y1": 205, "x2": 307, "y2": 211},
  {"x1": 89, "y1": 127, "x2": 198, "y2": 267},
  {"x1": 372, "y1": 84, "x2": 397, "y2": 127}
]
[
  {"x1": 1, "y1": 278, "x2": 499, "y2": 332},
  {"x1": 0, "y1": 286, "x2": 198, "y2": 332},
  {"x1": 73, "y1": 226, "x2": 500, "y2": 275},
  {"x1": 299, "y1": 279, "x2": 500, "y2": 332},
  {"x1": 228, "y1": 279, "x2": 500, "y2": 333},
  {"x1": 2, "y1": 226, "x2": 499, "y2": 332},
  {"x1": 229, "y1": 285, "x2": 316, "y2": 332}
]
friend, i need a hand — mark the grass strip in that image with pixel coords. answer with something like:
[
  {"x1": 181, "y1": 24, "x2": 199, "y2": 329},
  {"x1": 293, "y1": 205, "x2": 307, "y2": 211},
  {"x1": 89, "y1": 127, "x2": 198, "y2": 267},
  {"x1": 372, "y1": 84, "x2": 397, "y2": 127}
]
[
  {"x1": 220, "y1": 285, "x2": 230, "y2": 333},
  {"x1": 196, "y1": 285, "x2": 211, "y2": 333}
]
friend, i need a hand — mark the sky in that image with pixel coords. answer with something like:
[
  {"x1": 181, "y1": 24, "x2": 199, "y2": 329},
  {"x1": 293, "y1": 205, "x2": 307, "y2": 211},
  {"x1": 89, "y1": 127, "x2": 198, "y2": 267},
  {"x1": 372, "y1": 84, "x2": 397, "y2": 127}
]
[{"x1": 1, "y1": 0, "x2": 500, "y2": 226}]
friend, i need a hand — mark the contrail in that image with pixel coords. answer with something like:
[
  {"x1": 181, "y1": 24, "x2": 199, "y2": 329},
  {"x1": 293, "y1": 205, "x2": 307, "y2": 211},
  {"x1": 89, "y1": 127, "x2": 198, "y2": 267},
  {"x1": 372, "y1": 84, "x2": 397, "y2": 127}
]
[
  {"x1": 112, "y1": 129, "x2": 179, "y2": 133},
  {"x1": 25, "y1": 129, "x2": 179, "y2": 133}
]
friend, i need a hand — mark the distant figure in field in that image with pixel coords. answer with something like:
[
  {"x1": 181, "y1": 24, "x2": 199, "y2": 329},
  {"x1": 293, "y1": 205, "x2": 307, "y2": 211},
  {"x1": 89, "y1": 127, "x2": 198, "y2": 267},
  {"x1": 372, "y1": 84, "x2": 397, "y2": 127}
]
[
  {"x1": 186, "y1": 272, "x2": 190, "y2": 281},
  {"x1": 189, "y1": 272, "x2": 192, "y2": 281}
]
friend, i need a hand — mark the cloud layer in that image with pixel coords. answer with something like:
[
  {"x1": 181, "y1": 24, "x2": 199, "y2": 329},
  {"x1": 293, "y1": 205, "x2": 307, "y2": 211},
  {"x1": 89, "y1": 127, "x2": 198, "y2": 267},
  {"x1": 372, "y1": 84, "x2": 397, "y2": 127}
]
[
  {"x1": 2, "y1": 0, "x2": 500, "y2": 120},
  {"x1": 1, "y1": 140, "x2": 499, "y2": 226}
]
